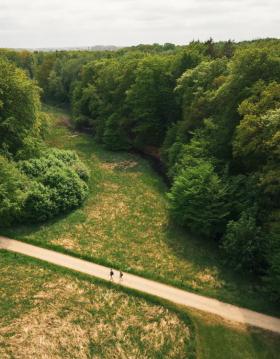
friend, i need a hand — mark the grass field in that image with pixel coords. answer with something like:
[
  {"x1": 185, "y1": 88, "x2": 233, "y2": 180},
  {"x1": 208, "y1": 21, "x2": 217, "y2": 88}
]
[
  {"x1": 2, "y1": 105, "x2": 279, "y2": 316},
  {"x1": 1, "y1": 250, "x2": 280, "y2": 359},
  {"x1": 0, "y1": 250, "x2": 193, "y2": 359},
  {"x1": 190, "y1": 310, "x2": 280, "y2": 359}
]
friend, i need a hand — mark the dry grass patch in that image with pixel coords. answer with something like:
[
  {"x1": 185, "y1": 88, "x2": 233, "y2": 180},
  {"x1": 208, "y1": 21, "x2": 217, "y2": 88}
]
[
  {"x1": 195, "y1": 269, "x2": 225, "y2": 289},
  {"x1": 115, "y1": 160, "x2": 138, "y2": 170},
  {"x1": 87, "y1": 193, "x2": 129, "y2": 222},
  {"x1": 99, "y1": 162, "x2": 117, "y2": 171},
  {"x1": 0, "y1": 252, "x2": 191, "y2": 359},
  {"x1": 99, "y1": 160, "x2": 138, "y2": 172},
  {"x1": 51, "y1": 235, "x2": 79, "y2": 250}
]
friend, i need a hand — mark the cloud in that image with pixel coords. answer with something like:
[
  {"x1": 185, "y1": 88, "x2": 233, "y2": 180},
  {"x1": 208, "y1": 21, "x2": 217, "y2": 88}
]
[{"x1": 0, "y1": 0, "x2": 279, "y2": 47}]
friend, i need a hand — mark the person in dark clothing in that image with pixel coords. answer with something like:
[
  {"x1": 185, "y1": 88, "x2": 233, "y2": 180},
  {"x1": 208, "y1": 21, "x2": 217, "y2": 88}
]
[
  {"x1": 110, "y1": 269, "x2": 114, "y2": 281},
  {"x1": 119, "y1": 271, "x2": 123, "y2": 282}
]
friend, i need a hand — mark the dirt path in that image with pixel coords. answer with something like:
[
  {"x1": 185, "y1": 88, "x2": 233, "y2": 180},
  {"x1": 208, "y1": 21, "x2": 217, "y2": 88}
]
[{"x1": 1, "y1": 236, "x2": 280, "y2": 334}]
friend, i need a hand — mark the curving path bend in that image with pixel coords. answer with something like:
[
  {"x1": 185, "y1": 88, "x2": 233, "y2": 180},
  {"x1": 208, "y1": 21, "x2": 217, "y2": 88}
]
[{"x1": 1, "y1": 236, "x2": 280, "y2": 334}]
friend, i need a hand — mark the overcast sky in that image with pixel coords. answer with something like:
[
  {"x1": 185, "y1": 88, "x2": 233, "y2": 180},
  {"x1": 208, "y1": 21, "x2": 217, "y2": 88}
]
[{"x1": 0, "y1": 0, "x2": 279, "y2": 48}]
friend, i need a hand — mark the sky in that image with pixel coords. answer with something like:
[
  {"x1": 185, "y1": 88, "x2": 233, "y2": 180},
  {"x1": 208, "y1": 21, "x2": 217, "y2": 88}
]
[{"x1": 0, "y1": 0, "x2": 279, "y2": 48}]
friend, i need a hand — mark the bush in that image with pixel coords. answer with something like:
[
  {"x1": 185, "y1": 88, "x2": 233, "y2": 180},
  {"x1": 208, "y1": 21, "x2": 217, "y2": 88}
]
[
  {"x1": 18, "y1": 149, "x2": 90, "y2": 182},
  {"x1": 18, "y1": 149, "x2": 90, "y2": 223},
  {"x1": 221, "y1": 210, "x2": 263, "y2": 272},
  {"x1": 18, "y1": 156, "x2": 61, "y2": 178},
  {"x1": 23, "y1": 182, "x2": 55, "y2": 222},
  {"x1": 46, "y1": 148, "x2": 90, "y2": 181},
  {"x1": 0, "y1": 148, "x2": 90, "y2": 225},
  {"x1": 42, "y1": 167, "x2": 88, "y2": 211},
  {"x1": 47, "y1": 148, "x2": 79, "y2": 165}
]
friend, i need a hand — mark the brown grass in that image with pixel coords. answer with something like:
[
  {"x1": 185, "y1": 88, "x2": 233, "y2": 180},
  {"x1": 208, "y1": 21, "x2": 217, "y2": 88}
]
[{"x1": 0, "y1": 256, "x2": 191, "y2": 359}]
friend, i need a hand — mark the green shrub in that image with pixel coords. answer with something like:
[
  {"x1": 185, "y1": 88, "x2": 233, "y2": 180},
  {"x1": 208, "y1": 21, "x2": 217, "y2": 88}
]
[
  {"x1": 42, "y1": 167, "x2": 88, "y2": 211},
  {"x1": 19, "y1": 149, "x2": 89, "y2": 223},
  {"x1": 23, "y1": 182, "x2": 55, "y2": 222},
  {"x1": 18, "y1": 149, "x2": 90, "y2": 182},
  {"x1": 18, "y1": 156, "x2": 61, "y2": 179},
  {"x1": 221, "y1": 210, "x2": 263, "y2": 272},
  {"x1": 0, "y1": 149, "x2": 90, "y2": 224},
  {"x1": 46, "y1": 149, "x2": 90, "y2": 181},
  {"x1": 47, "y1": 148, "x2": 79, "y2": 165}
]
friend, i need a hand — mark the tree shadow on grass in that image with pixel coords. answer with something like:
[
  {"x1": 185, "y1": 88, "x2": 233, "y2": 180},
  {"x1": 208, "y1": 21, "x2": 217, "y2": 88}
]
[
  {"x1": 163, "y1": 220, "x2": 278, "y2": 315},
  {"x1": 0, "y1": 207, "x2": 87, "y2": 242}
]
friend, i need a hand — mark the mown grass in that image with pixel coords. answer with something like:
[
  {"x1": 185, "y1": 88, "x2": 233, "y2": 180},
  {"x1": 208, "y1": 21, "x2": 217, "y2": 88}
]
[
  {"x1": 0, "y1": 250, "x2": 193, "y2": 358},
  {"x1": 2, "y1": 105, "x2": 279, "y2": 316}
]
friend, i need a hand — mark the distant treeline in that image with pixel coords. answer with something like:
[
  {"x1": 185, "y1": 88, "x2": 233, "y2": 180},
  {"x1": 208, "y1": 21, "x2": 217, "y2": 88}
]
[{"x1": 1, "y1": 38, "x2": 280, "y2": 301}]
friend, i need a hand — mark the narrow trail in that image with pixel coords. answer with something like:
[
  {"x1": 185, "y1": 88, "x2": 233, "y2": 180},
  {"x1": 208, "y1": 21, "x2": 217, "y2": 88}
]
[{"x1": 1, "y1": 236, "x2": 280, "y2": 334}]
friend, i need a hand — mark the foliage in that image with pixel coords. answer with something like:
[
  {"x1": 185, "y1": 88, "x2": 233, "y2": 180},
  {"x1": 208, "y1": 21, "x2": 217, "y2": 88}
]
[
  {"x1": 2, "y1": 39, "x2": 280, "y2": 303},
  {"x1": 0, "y1": 156, "x2": 28, "y2": 226},
  {"x1": 234, "y1": 108, "x2": 280, "y2": 172},
  {"x1": 0, "y1": 58, "x2": 42, "y2": 157},
  {"x1": 264, "y1": 212, "x2": 280, "y2": 301},
  {"x1": 125, "y1": 55, "x2": 180, "y2": 147},
  {"x1": 221, "y1": 210, "x2": 263, "y2": 272},
  {"x1": 168, "y1": 161, "x2": 229, "y2": 237},
  {"x1": 0, "y1": 148, "x2": 90, "y2": 226},
  {"x1": 0, "y1": 56, "x2": 90, "y2": 225},
  {"x1": 19, "y1": 149, "x2": 89, "y2": 222},
  {"x1": 175, "y1": 58, "x2": 227, "y2": 132}
]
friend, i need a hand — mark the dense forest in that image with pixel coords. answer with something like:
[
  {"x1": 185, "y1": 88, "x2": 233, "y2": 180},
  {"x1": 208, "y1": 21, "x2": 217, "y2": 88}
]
[{"x1": 0, "y1": 38, "x2": 280, "y2": 302}]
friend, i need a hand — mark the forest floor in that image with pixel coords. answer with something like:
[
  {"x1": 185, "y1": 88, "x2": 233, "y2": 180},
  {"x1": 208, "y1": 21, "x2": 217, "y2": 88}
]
[{"x1": 3, "y1": 105, "x2": 279, "y2": 317}]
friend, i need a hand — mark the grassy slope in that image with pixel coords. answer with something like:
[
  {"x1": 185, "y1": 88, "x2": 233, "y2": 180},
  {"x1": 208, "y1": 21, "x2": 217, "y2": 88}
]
[
  {"x1": 190, "y1": 310, "x2": 280, "y2": 359},
  {"x1": 0, "y1": 250, "x2": 193, "y2": 358},
  {"x1": 2, "y1": 106, "x2": 279, "y2": 316},
  {"x1": 1, "y1": 250, "x2": 279, "y2": 359}
]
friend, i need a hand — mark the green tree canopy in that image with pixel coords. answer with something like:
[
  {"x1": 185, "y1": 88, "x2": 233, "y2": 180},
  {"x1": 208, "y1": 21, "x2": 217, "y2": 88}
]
[{"x1": 0, "y1": 58, "x2": 42, "y2": 156}]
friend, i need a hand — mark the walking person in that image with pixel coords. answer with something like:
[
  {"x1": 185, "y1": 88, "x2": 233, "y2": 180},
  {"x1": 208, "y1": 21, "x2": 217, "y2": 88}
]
[
  {"x1": 119, "y1": 270, "x2": 123, "y2": 282},
  {"x1": 110, "y1": 268, "x2": 114, "y2": 281}
]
